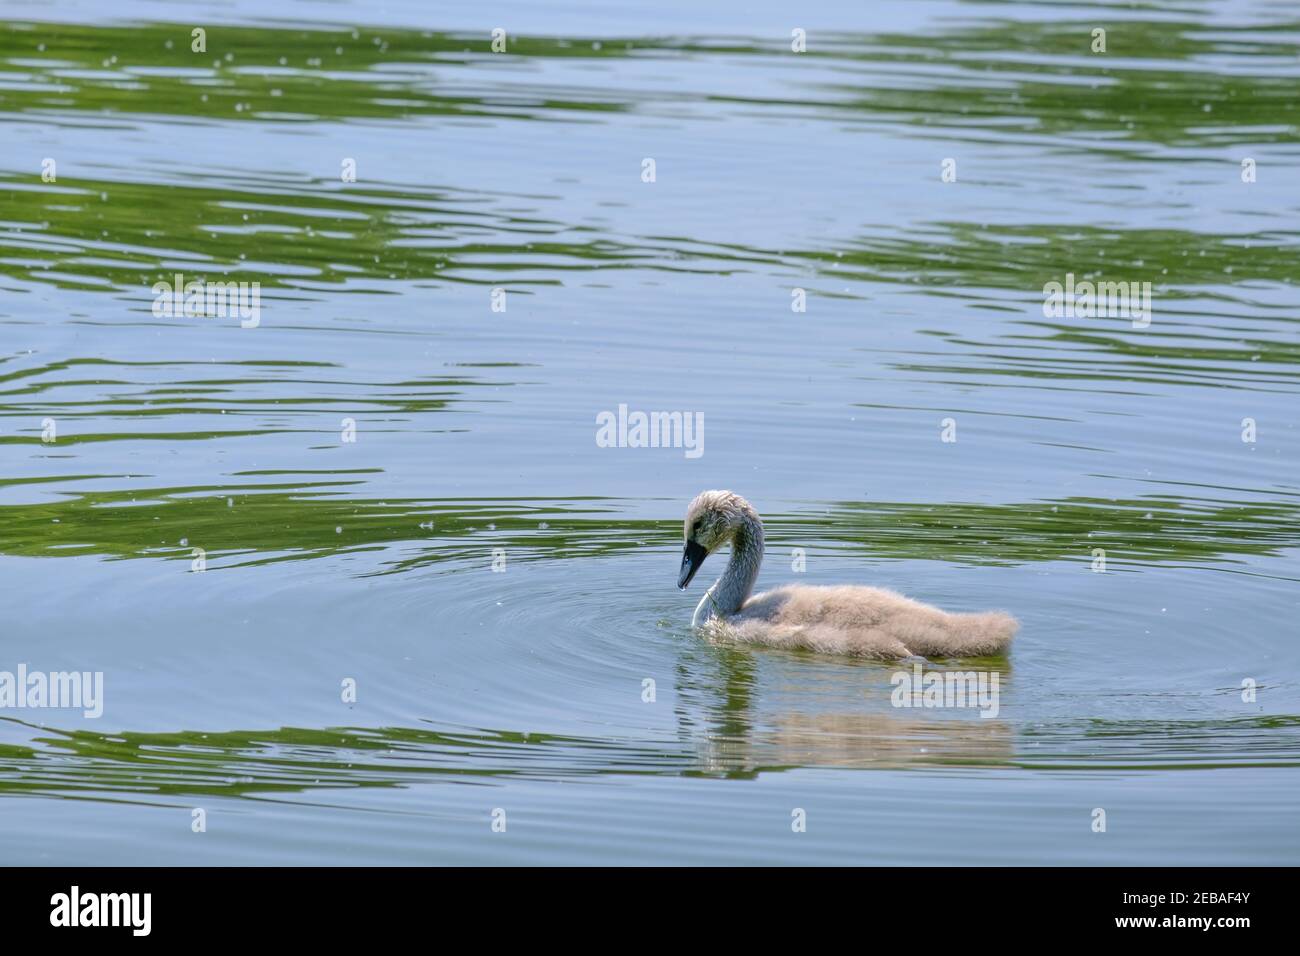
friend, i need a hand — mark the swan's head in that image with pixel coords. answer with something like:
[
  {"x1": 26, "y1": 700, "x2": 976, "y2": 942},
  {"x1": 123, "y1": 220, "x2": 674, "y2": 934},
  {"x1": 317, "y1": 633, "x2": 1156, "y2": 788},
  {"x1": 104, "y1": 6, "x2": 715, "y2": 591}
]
[{"x1": 677, "y1": 490, "x2": 755, "y2": 589}]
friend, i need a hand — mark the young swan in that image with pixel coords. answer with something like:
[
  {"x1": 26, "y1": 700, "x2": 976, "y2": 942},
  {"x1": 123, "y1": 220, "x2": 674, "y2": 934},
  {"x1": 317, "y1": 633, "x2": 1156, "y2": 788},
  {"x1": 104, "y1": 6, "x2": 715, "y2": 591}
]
[{"x1": 677, "y1": 490, "x2": 1017, "y2": 659}]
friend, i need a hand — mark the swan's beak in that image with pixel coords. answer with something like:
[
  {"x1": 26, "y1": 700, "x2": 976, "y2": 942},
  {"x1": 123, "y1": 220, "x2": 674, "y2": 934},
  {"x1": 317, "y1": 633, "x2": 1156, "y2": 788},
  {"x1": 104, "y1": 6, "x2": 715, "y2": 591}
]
[{"x1": 677, "y1": 540, "x2": 707, "y2": 589}]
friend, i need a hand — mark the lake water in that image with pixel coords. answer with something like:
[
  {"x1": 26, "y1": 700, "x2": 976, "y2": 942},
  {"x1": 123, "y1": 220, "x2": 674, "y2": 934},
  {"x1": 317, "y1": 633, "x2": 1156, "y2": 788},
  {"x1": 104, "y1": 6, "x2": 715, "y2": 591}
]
[{"x1": 1, "y1": 0, "x2": 1297, "y2": 865}]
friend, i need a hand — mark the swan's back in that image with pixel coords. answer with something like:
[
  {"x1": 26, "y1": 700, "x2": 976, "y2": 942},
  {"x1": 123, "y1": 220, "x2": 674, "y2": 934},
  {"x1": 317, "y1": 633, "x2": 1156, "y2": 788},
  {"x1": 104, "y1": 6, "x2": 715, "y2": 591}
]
[{"x1": 719, "y1": 584, "x2": 1017, "y2": 659}]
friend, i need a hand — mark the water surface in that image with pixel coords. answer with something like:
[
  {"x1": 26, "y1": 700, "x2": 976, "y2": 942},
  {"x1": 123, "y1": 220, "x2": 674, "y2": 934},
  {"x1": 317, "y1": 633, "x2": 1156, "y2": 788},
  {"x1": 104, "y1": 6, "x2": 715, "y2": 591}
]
[{"x1": 1, "y1": 0, "x2": 1298, "y2": 865}]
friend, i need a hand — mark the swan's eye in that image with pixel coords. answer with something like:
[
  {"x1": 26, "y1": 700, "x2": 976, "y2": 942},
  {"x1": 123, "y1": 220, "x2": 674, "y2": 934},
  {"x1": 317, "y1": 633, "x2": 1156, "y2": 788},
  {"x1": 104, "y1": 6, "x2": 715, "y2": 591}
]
[{"x1": 691, "y1": 520, "x2": 702, "y2": 535}]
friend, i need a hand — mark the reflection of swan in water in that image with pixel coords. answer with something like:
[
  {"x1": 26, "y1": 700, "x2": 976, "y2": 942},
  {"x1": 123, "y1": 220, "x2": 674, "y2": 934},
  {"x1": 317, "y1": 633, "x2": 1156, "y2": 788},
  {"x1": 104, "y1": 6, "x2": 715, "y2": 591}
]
[
  {"x1": 677, "y1": 491, "x2": 1018, "y2": 659},
  {"x1": 671, "y1": 642, "x2": 1015, "y2": 775},
  {"x1": 697, "y1": 711, "x2": 1015, "y2": 773}
]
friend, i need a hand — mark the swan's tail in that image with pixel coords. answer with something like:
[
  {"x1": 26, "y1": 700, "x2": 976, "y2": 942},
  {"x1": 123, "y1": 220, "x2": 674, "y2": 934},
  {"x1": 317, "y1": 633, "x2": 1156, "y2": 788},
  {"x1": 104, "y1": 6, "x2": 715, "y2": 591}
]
[
  {"x1": 945, "y1": 610, "x2": 1018, "y2": 657},
  {"x1": 899, "y1": 608, "x2": 1018, "y2": 658}
]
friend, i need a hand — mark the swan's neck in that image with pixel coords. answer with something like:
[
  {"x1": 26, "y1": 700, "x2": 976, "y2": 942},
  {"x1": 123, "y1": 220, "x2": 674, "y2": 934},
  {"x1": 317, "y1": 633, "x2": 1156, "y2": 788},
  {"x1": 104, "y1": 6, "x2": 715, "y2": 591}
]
[{"x1": 695, "y1": 513, "x2": 764, "y2": 623}]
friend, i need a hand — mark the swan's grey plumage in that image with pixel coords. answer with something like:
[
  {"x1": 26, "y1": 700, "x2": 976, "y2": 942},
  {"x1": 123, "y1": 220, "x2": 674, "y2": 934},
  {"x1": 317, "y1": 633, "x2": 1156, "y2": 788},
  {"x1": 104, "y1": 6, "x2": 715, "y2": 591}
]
[{"x1": 677, "y1": 490, "x2": 1018, "y2": 659}]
